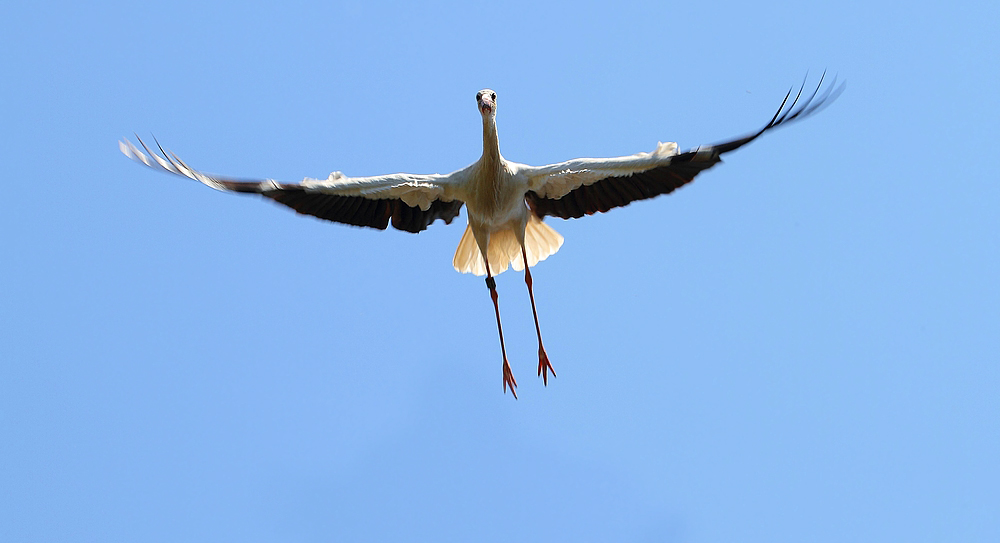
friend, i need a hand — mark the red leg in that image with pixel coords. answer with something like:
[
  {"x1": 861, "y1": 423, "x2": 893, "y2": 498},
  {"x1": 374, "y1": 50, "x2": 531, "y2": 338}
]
[
  {"x1": 485, "y1": 258, "x2": 517, "y2": 399},
  {"x1": 522, "y1": 245, "x2": 556, "y2": 386}
]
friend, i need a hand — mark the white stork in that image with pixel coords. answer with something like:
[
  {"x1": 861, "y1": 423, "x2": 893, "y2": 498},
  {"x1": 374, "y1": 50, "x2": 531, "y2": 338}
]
[{"x1": 121, "y1": 75, "x2": 842, "y2": 398}]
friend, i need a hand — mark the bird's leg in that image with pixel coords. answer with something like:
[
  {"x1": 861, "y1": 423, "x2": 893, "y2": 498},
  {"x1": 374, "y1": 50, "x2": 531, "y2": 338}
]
[
  {"x1": 521, "y1": 245, "x2": 556, "y2": 386},
  {"x1": 485, "y1": 259, "x2": 517, "y2": 399}
]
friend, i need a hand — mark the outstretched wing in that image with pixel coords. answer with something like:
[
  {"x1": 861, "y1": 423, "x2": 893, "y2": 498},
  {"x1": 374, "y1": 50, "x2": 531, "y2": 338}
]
[
  {"x1": 521, "y1": 74, "x2": 844, "y2": 220},
  {"x1": 120, "y1": 139, "x2": 467, "y2": 233}
]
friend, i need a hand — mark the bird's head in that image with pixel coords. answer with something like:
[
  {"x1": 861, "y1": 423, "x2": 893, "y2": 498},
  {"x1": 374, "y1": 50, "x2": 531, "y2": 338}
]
[{"x1": 476, "y1": 89, "x2": 497, "y2": 119}]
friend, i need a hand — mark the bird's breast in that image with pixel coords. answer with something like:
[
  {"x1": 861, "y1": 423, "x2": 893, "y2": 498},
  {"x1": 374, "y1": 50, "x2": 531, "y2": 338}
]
[{"x1": 464, "y1": 160, "x2": 526, "y2": 229}]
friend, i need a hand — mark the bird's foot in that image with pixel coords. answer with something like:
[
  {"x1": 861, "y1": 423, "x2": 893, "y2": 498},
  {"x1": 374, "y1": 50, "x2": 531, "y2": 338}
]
[
  {"x1": 537, "y1": 346, "x2": 556, "y2": 386},
  {"x1": 502, "y1": 359, "x2": 518, "y2": 399}
]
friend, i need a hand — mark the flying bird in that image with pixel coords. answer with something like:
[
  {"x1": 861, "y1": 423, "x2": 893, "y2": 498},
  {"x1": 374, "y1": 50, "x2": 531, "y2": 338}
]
[{"x1": 121, "y1": 75, "x2": 842, "y2": 398}]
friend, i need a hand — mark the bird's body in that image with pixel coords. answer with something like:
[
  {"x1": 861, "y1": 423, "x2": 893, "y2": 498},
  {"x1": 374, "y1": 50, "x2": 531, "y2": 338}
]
[{"x1": 121, "y1": 77, "x2": 842, "y2": 398}]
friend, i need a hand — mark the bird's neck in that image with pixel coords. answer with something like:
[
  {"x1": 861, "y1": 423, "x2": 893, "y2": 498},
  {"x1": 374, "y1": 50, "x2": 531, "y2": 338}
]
[{"x1": 481, "y1": 117, "x2": 501, "y2": 168}]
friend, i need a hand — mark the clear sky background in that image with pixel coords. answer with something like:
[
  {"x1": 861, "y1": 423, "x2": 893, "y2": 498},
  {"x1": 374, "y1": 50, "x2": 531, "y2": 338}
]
[{"x1": 2, "y1": 0, "x2": 998, "y2": 541}]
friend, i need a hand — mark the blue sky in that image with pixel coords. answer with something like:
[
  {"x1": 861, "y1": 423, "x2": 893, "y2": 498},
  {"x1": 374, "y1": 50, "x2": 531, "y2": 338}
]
[{"x1": 2, "y1": 0, "x2": 998, "y2": 541}]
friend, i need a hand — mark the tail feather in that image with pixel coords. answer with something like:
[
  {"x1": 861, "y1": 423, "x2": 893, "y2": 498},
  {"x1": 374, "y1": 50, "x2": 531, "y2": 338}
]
[
  {"x1": 452, "y1": 215, "x2": 564, "y2": 276},
  {"x1": 452, "y1": 225, "x2": 485, "y2": 275}
]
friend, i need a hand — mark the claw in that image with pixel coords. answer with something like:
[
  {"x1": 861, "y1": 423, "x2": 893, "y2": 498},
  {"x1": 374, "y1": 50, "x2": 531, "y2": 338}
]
[
  {"x1": 537, "y1": 347, "x2": 556, "y2": 386},
  {"x1": 503, "y1": 359, "x2": 518, "y2": 399}
]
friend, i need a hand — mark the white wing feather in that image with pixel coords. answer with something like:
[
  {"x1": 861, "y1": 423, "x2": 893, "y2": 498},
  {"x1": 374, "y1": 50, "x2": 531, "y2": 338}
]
[
  {"x1": 119, "y1": 138, "x2": 468, "y2": 210},
  {"x1": 516, "y1": 141, "x2": 679, "y2": 199}
]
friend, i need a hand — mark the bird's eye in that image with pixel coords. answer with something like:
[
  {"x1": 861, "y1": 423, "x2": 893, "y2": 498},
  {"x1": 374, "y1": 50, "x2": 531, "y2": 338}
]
[{"x1": 491, "y1": 92, "x2": 496, "y2": 101}]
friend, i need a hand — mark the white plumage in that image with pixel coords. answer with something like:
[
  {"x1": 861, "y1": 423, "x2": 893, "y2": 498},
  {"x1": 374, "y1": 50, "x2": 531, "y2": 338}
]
[{"x1": 121, "y1": 76, "x2": 842, "y2": 398}]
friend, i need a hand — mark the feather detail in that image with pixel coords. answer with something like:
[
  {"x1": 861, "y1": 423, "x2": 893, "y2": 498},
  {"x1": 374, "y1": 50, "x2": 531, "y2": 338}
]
[{"x1": 452, "y1": 214, "x2": 564, "y2": 276}]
